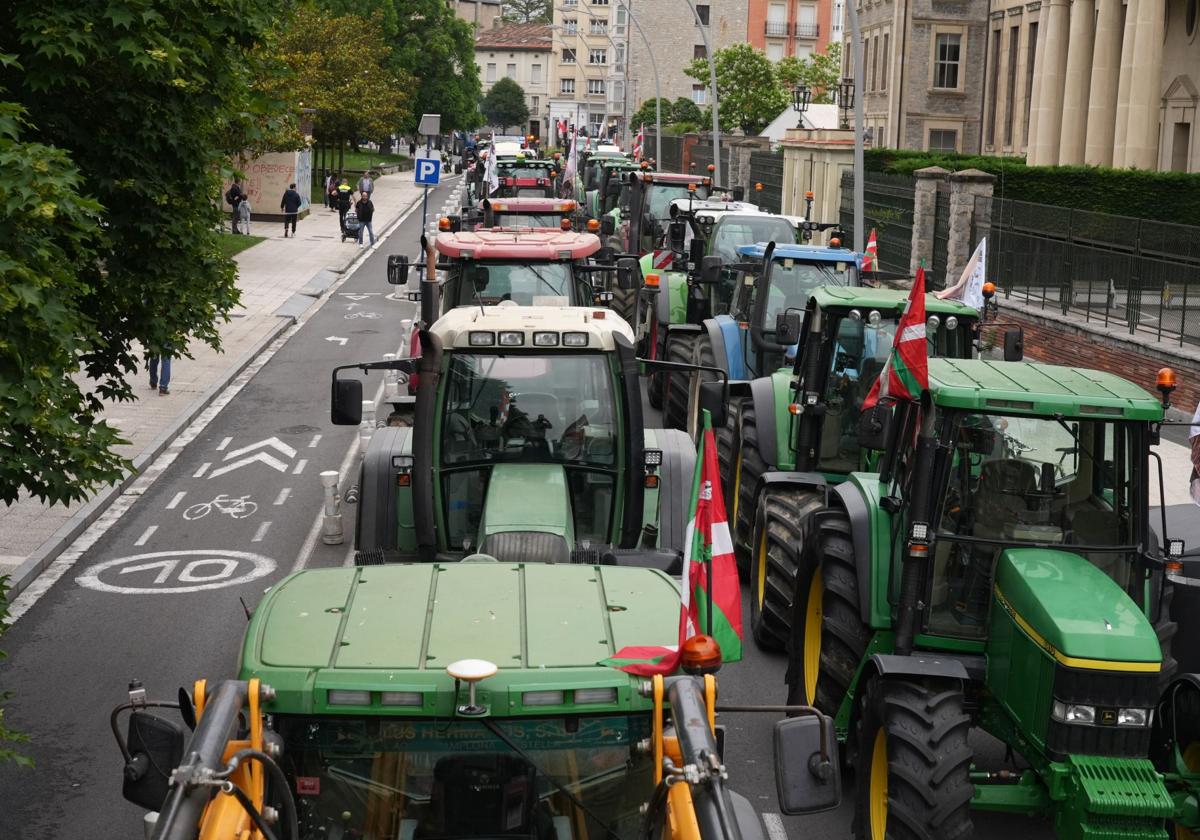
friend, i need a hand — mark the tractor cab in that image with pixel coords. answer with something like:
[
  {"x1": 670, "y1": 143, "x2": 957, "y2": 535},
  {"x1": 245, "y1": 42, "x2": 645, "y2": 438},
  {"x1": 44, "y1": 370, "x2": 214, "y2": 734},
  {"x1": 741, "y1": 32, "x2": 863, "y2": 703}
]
[
  {"x1": 494, "y1": 156, "x2": 557, "y2": 198},
  {"x1": 620, "y1": 172, "x2": 714, "y2": 256},
  {"x1": 459, "y1": 197, "x2": 581, "y2": 232},
  {"x1": 585, "y1": 156, "x2": 642, "y2": 220}
]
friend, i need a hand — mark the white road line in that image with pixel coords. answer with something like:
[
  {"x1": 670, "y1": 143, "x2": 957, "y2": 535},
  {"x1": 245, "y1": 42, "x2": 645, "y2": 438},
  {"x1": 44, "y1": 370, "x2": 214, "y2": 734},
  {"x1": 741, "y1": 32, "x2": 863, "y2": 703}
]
[
  {"x1": 308, "y1": 434, "x2": 322, "y2": 448},
  {"x1": 193, "y1": 462, "x2": 211, "y2": 479},
  {"x1": 292, "y1": 458, "x2": 308, "y2": 475},
  {"x1": 134, "y1": 526, "x2": 157, "y2": 547},
  {"x1": 762, "y1": 813, "x2": 788, "y2": 840},
  {"x1": 252, "y1": 521, "x2": 272, "y2": 543},
  {"x1": 216, "y1": 436, "x2": 232, "y2": 451},
  {"x1": 274, "y1": 487, "x2": 291, "y2": 506},
  {"x1": 165, "y1": 491, "x2": 187, "y2": 510}
]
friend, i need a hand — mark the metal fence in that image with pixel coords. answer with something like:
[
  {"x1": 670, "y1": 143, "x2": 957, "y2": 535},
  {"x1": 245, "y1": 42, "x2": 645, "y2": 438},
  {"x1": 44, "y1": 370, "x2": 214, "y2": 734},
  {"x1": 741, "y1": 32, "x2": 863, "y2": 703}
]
[
  {"x1": 749, "y1": 151, "x2": 784, "y2": 213},
  {"x1": 840, "y1": 171, "x2": 914, "y2": 275},
  {"x1": 974, "y1": 196, "x2": 1200, "y2": 347},
  {"x1": 645, "y1": 132, "x2": 684, "y2": 172}
]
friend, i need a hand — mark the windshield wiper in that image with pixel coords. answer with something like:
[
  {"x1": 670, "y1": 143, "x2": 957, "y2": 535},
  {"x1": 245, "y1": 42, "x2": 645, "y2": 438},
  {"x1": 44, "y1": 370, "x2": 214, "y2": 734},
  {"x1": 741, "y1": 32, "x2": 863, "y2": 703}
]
[{"x1": 1053, "y1": 416, "x2": 1115, "y2": 487}]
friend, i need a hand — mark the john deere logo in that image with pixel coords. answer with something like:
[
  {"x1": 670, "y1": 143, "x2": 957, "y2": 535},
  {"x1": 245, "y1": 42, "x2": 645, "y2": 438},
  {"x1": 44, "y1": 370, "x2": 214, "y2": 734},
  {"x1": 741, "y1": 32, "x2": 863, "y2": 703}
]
[{"x1": 1098, "y1": 708, "x2": 1118, "y2": 726}]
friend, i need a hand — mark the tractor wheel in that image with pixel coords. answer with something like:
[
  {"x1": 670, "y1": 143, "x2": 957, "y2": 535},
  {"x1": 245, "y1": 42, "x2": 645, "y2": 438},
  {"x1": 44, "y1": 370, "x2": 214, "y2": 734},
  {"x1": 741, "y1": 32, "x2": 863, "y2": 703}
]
[
  {"x1": 1150, "y1": 676, "x2": 1200, "y2": 839},
  {"x1": 750, "y1": 488, "x2": 824, "y2": 651},
  {"x1": 854, "y1": 678, "x2": 974, "y2": 840},
  {"x1": 717, "y1": 396, "x2": 744, "y2": 518},
  {"x1": 785, "y1": 510, "x2": 872, "y2": 716},
  {"x1": 735, "y1": 403, "x2": 769, "y2": 552},
  {"x1": 688, "y1": 334, "x2": 720, "y2": 438},
  {"x1": 611, "y1": 286, "x2": 638, "y2": 324},
  {"x1": 663, "y1": 332, "x2": 696, "y2": 431}
]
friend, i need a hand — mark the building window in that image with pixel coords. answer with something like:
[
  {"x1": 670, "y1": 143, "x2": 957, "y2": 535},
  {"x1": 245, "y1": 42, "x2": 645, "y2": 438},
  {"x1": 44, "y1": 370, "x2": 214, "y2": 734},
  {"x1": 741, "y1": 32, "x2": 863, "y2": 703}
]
[
  {"x1": 797, "y1": 4, "x2": 817, "y2": 38},
  {"x1": 695, "y1": 4, "x2": 710, "y2": 24},
  {"x1": 561, "y1": 78, "x2": 576, "y2": 94},
  {"x1": 615, "y1": 6, "x2": 626, "y2": 23},
  {"x1": 611, "y1": 81, "x2": 624, "y2": 105},
  {"x1": 587, "y1": 78, "x2": 606, "y2": 95},
  {"x1": 1023, "y1": 22, "x2": 1037, "y2": 145},
  {"x1": 590, "y1": 19, "x2": 608, "y2": 34},
  {"x1": 766, "y1": 42, "x2": 785, "y2": 61},
  {"x1": 562, "y1": 48, "x2": 576, "y2": 64},
  {"x1": 985, "y1": 28, "x2": 1001, "y2": 146},
  {"x1": 1004, "y1": 26, "x2": 1018, "y2": 145},
  {"x1": 934, "y1": 32, "x2": 962, "y2": 90},
  {"x1": 796, "y1": 43, "x2": 813, "y2": 59},
  {"x1": 694, "y1": 44, "x2": 707, "y2": 60},
  {"x1": 506, "y1": 63, "x2": 517, "y2": 79},
  {"x1": 563, "y1": 0, "x2": 577, "y2": 4},
  {"x1": 928, "y1": 128, "x2": 958, "y2": 151},
  {"x1": 563, "y1": 18, "x2": 577, "y2": 34},
  {"x1": 692, "y1": 84, "x2": 707, "y2": 105},
  {"x1": 531, "y1": 95, "x2": 540, "y2": 113},
  {"x1": 592, "y1": 0, "x2": 609, "y2": 5},
  {"x1": 614, "y1": 43, "x2": 625, "y2": 69},
  {"x1": 531, "y1": 63, "x2": 542, "y2": 84},
  {"x1": 881, "y1": 33, "x2": 889, "y2": 91},
  {"x1": 486, "y1": 63, "x2": 497, "y2": 83},
  {"x1": 589, "y1": 48, "x2": 607, "y2": 64},
  {"x1": 867, "y1": 36, "x2": 875, "y2": 92}
]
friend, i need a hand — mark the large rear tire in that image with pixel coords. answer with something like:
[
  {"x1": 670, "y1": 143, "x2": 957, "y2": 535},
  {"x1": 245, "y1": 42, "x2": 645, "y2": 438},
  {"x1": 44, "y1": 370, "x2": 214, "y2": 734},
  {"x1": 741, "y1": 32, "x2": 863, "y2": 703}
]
[
  {"x1": 854, "y1": 678, "x2": 974, "y2": 840},
  {"x1": 688, "y1": 335, "x2": 720, "y2": 439},
  {"x1": 610, "y1": 286, "x2": 638, "y2": 324},
  {"x1": 663, "y1": 332, "x2": 696, "y2": 431},
  {"x1": 751, "y1": 488, "x2": 823, "y2": 651},
  {"x1": 735, "y1": 403, "x2": 769, "y2": 553},
  {"x1": 785, "y1": 510, "x2": 872, "y2": 716}
]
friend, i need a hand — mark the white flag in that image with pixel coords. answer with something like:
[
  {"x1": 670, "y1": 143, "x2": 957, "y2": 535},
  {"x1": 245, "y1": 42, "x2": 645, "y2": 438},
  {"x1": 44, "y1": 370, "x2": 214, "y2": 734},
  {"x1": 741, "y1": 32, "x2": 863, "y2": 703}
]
[
  {"x1": 936, "y1": 236, "x2": 987, "y2": 309},
  {"x1": 485, "y1": 150, "x2": 499, "y2": 195},
  {"x1": 563, "y1": 130, "x2": 578, "y2": 182}
]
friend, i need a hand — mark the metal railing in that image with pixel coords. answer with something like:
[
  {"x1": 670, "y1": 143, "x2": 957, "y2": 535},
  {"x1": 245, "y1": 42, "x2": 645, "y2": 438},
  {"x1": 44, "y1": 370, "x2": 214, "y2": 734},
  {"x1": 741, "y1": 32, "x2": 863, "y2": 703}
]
[
  {"x1": 840, "y1": 171, "x2": 914, "y2": 275},
  {"x1": 765, "y1": 21, "x2": 789, "y2": 36},
  {"x1": 796, "y1": 22, "x2": 820, "y2": 38},
  {"x1": 975, "y1": 194, "x2": 1200, "y2": 347}
]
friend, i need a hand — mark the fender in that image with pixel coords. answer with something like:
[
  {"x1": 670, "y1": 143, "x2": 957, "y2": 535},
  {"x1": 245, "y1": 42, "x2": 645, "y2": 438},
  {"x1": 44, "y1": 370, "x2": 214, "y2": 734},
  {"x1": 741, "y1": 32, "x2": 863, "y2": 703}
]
[
  {"x1": 356, "y1": 426, "x2": 416, "y2": 559},
  {"x1": 646, "y1": 428, "x2": 697, "y2": 553},
  {"x1": 747, "y1": 375, "x2": 780, "y2": 468},
  {"x1": 868, "y1": 653, "x2": 975, "y2": 681},
  {"x1": 700, "y1": 317, "x2": 728, "y2": 375},
  {"x1": 704, "y1": 315, "x2": 749, "y2": 382},
  {"x1": 833, "y1": 475, "x2": 895, "y2": 628},
  {"x1": 757, "y1": 470, "x2": 829, "y2": 501},
  {"x1": 658, "y1": 272, "x2": 688, "y2": 326}
]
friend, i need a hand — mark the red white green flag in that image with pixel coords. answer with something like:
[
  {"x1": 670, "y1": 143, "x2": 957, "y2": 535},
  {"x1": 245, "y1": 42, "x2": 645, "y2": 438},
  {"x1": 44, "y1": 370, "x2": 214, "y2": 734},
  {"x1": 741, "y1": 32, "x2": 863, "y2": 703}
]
[
  {"x1": 600, "y1": 411, "x2": 744, "y2": 675},
  {"x1": 862, "y1": 265, "x2": 929, "y2": 410}
]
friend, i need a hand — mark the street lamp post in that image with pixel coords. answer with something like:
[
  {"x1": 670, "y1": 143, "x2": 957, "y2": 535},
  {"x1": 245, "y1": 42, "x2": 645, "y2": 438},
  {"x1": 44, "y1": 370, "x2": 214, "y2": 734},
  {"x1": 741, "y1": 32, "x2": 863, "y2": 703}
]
[
  {"x1": 618, "y1": 1, "x2": 662, "y2": 164},
  {"x1": 835, "y1": 78, "x2": 854, "y2": 130},
  {"x1": 680, "y1": 0, "x2": 721, "y2": 184},
  {"x1": 792, "y1": 83, "x2": 812, "y2": 125},
  {"x1": 845, "y1": 0, "x2": 865, "y2": 251}
]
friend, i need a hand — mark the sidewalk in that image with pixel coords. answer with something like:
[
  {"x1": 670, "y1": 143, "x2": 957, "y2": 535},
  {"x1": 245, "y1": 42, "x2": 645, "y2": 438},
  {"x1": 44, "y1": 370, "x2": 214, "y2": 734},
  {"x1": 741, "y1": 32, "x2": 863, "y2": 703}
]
[{"x1": 0, "y1": 172, "x2": 432, "y2": 600}]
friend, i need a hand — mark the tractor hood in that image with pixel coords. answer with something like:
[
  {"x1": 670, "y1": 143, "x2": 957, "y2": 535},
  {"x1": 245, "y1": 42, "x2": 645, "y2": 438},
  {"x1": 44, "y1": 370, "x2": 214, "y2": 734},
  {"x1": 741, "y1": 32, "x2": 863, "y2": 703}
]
[
  {"x1": 993, "y1": 548, "x2": 1161, "y2": 666},
  {"x1": 480, "y1": 463, "x2": 573, "y2": 543}
]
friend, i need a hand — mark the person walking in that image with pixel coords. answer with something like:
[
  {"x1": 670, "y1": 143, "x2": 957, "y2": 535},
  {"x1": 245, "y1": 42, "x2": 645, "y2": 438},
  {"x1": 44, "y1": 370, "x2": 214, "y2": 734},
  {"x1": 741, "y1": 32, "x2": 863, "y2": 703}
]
[
  {"x1": 335, "y1": 179, "x2": 353, "y2": 233},
  {"x1": 236, "y1": 194, "x2": 252, "y2": 235},
  {"x1": 323, "y1": 172, "x2": 333, "y2": 209},
  {"x1": 357, "y1": 170, "x2": 374, "y2": 198},
  {"x1": 280, "y1": 183, "x2": 302, "y2": 238},
  {"x1": 225, "y1": 179, "x2": 245, "y2": 234},
  {"x1": 147, "y1": 348, "x2": 172, "y2": 396},
  {"x1": 355, "y1": 192, "x2": 376, "y2": 248},
  {"x1": 328, "y1": 175, "x2": 341, "y2": 212},
  {"x1": 409, "y1": 139, "x2": 417, "y2": 158}
]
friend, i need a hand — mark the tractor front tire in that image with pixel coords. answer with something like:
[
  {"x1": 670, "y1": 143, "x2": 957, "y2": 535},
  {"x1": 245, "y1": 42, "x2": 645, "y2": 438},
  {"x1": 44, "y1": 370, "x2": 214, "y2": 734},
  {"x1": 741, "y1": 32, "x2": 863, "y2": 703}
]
[
  {"x1": 751, "y1": 488, "x2": 824, "y2": 651},
  {"x1": 611, "y1": 286, "x2": 638, "y2": 324},
  {"x1": 785, "y1": 510, "x2": 872, "y2": 716},
  {"x1": 854, "y1": 678, "x2": 974, "y2": 840},
  {"x1": 663, "y1": 332, "x2": 696, "y2": 431},
  {"x1": 688, "y1": 334, "x2": 720, "y2": 438},
  {"x1": 735, "y1": 403, "x2": 769, "y2": 552}
]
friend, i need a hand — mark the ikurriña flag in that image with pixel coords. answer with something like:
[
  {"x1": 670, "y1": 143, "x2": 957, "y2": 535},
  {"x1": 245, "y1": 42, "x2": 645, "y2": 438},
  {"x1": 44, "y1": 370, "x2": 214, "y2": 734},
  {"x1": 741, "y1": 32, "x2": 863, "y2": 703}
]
[{"x1": 862, "y1": 265, "x2": 929, "y2": 409}]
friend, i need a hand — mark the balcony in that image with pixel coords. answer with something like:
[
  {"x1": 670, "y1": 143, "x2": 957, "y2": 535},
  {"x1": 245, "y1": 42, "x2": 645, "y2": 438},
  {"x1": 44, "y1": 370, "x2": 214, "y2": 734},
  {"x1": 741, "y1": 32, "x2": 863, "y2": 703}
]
[
  {"x1": 765, "y1": 20, "x2": 789, "y2": 36},
  {"x1": 796, "y1": 22, "x2": 820, "y2": 38}
]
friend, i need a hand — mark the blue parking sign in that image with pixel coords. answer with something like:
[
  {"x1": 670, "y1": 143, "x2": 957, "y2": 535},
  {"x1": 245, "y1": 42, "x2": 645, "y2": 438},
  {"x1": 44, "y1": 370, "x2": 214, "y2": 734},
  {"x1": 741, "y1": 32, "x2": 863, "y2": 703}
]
[{"x1": 414, "y1": 158, "x2": 441, "y2": 186}]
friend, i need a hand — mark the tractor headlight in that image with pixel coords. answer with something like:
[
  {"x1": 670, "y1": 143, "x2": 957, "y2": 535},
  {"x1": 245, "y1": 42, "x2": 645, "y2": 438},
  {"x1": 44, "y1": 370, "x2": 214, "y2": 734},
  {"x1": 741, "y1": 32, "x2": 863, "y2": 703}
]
[
  {"x1": 1117, "y1": 707, "x2": 1151, "y2": 727},
  {"x1": 945, "y1": 316, "x2": 959, "y2": 331},
  {"x1": 644, "y1": 448, "x2": 663, "y2": 467},
  {"x1": 498, "y1": 331, "x2": 525, "y2": 346},
  {"x1": 562, "y1": 332, "x2": 589, "y2": 347},
  {"x1": 469, "y1": 331, "x2": 496, "y2": 346},
  {"x1": 867, "y1": 310, "x2": 882, "y2": 328},
  {"x1": 522, "y1": 690, "x2": 564, "y2": 706},
  {"x1": 574, "y1": 687, "x2": 618, "y2": 704},
  {"x1": 533, "y1": 331, "x2": 560, "y2": 346},
  {"x1": 1052, "y1": 700, "x2": 1096, "y2": 724},
  {"x1": 926, "y1": 315, "x2": 940, "y2": 332}
]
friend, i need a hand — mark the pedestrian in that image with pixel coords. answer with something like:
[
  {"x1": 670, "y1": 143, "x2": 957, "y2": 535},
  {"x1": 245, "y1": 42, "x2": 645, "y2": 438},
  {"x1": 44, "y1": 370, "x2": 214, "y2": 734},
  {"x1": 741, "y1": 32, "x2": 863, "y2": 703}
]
[
  {"x1": 336, "y1": 178, "x2": 353, "y2": 232},
  {"x1": 355, "y1": 191, "x2": 376, "y2": 248},
  {"x1": 1190, "y1": 397, "x2": 1200, "y2": 506},
  {"x1": 280, "y1": 182, "x2": 302, "y2": 238},
  {"x1": 323, "y1": 172, "x2": 333, "y2": 209},
  {"x1": 327, "y1": 175, "x2": 340, "y2": 212},
  {"x1": 225, "y1": 179, "x2": 245, "y2": 234},
  {"x1": 147, "y1": 347, "x2": 172, "y2": 396},
  {"x1": 409, "y1": 139, "x2": 417, "y2": 158},
  {"x1": 236, "y1": 194, "x2": 252, "y2": 235},
  {"x1": 357, "y1": 170, "x2": 374, "y2": 198}
]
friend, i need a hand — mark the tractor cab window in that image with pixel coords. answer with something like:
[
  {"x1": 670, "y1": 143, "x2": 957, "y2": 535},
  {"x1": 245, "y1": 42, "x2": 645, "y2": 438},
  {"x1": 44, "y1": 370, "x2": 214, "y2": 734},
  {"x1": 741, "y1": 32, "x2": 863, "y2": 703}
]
[
  {"x1": 709, "y1": 217, "x2": 797, "y2": 263},
  {"x1": 645, "y1": 184, "x2": 710, "y2": 220},
  {"x1": 278, "y1": 713, "x2": 652, "y2": 840},
  {"x1": 817, "y1": 315, "x2": 901, "y2": 472},
  {"x1": 501, "y1": 165, "x2": 549, "y2": 179},
  {"x1": 495, "y1": 213, "x2": 567, "y2": 229},
  {"x1": 760, "y1": 260, "x2": 846, "y2": 328},
  {"x1": 450, "y1": 262, "x2": 574, "y2": 306},
  {"x1": 927, "y1": 413, "x2": 1136, "y2": 637}
]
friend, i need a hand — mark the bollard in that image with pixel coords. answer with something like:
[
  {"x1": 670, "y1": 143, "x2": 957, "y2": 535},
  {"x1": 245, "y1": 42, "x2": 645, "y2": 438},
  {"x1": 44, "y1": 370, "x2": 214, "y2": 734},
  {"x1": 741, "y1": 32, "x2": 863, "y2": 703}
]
[
  {"x1": 400, "y1": 319, "x2": 413, "y2": 358},
  {"x1": 320, "y1": 469, "x2": 344, "y2": 545},
  {"x1": 383, "y1": 352, "x2": 400, "y2": 401},
  {"x1": 359, "y1": 399, "x2": 375, "y2": 452}
]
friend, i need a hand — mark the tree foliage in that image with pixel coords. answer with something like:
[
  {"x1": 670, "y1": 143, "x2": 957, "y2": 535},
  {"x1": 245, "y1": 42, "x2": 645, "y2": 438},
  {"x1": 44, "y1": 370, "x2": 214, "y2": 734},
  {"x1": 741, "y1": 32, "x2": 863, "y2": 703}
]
[
  {"x1": 502, "y1": 0, "x2": 552, "y2": 23},
  {"x1": 671, "y1": 97, "x2": 703, "y2": 125},
  {"x1": 481, "y1": 78, "x2": 530, "y2": 131},
  {"x1": 0, "y1": 0, "x2": 293, "y2": 506},
  {"x1": 776, "y1": 43, "x2": 842, "y2": 104},
  {"x1": 686, "y1": 43, "x2": 787, "y2": 135},
  {"x1": 262, "y1": 6, "x2": 412, "y2": 147},
  {"x1": 629, "y1": 98, "x2": 672, "y2": 131},
  {"x1": 0, "y1": 573, "x2": 30, "y2": 767}
]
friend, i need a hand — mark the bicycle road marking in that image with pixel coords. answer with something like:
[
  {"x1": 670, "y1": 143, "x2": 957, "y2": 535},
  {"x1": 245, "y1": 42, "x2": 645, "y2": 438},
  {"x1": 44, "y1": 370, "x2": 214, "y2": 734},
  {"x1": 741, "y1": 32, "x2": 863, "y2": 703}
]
[
  {"x1": 166, "y1": 491, "x2": 187, "y2": 510},
  {"x1": 76, "y1": 549, "x2": 277, "y2": 594},
  {"x1": 134, "y1": 526, "x2": 157, "y2": 546}
]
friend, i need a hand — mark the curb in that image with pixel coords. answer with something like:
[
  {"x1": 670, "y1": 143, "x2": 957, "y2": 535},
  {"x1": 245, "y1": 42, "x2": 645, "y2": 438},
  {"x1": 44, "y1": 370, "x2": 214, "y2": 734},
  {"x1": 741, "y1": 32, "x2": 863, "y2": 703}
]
[{"x1": 3, "y1": 176, "x2": 453, "y2": 603}]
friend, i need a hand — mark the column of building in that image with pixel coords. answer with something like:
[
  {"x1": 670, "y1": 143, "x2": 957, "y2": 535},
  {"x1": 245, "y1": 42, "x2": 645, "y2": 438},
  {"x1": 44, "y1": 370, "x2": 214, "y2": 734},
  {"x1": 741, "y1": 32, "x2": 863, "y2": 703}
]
[{"x1": 1083, "y1": 0, "x2": 1123, "y2": 165}]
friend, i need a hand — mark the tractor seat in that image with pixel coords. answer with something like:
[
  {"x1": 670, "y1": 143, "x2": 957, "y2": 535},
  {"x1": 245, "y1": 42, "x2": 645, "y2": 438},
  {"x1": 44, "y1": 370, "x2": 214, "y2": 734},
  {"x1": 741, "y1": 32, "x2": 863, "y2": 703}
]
[{"x1": 973, "y1": 459, "x2": 1038, "y2": 541}]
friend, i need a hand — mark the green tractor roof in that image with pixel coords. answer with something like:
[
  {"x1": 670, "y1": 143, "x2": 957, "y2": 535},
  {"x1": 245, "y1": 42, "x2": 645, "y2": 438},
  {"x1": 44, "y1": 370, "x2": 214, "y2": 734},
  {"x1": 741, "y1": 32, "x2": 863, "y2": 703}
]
[
  {"x1": 810, "y1": 285, "x2": 980, "y2": 317},
  {"x1": 240, "y1": 563, "x2": 678, "y2": 716},
  {"x1": 926, "y1": 358, "x2": 1163, "y2": 421}
]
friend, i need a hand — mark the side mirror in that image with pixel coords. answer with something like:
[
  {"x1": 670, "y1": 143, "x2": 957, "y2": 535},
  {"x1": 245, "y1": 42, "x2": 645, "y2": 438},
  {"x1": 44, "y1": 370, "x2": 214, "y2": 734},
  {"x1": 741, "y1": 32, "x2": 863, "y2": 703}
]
[
  {"x1": 122, "y1": 710, "x2": 185, "y2": 812},
  {"x1": 606, "y1": 180, "x2": 622, "y2": 197},
  {"x1": 732, "y1": 185, "x2": 745, "y2": 202},
  {"x1": 669, "y1": 220, "x2": 687, "y2": 252},
  {"x1": 332, "y1": 378, "x2": 364, "y2": 425},
  {"x1": 699, "y1": 255, "x2": 723, "y2": 285},
  {"x1": 773, "y1": 715, "x2": 841, "y2": 815},
  {"x1": 698, "y1": 380, "x2": 726, "y2": 427},
  {"x1": 601, "y1": 216, "x2": 616, "y2": 236},
  {"x1": 617, "y1": 258, "x2": 642, "y2": 291},
  {"x1": 1004, "y1": 328, "x2": 1024, "y2": 361},
  {"x1": 596, "y1": 245, "x2": 615, "y2": 264},
  {"x1": 387, "y1": 255, "x2": 409, "y2": 286},
  {"x1": 858, "y1": 404, "x2": 893, "y2": 451},
  {"x1": 775, "y1": 310, "x2": 803, "y2": 345}
]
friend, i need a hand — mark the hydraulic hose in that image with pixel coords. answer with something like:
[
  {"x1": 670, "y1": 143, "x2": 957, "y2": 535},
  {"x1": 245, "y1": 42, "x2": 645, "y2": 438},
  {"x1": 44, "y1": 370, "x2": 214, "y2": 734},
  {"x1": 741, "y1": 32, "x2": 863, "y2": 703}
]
[{"x1": 225, "y1": 749, "x2": 299, "y2": 840}]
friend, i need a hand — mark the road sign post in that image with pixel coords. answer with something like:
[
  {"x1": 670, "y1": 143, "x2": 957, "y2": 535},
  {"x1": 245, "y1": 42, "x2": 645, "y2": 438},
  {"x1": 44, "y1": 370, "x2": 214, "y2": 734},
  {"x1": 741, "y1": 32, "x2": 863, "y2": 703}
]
[{"x1": 415, "y1": 114, "x2": 442, "y2": 234}]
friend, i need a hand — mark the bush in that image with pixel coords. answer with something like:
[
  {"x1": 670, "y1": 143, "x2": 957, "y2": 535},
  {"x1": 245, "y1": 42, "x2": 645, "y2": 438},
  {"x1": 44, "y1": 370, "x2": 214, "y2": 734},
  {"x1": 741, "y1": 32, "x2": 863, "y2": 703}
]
[{"x1": 865, "y1": 148, "x2": 1200, "y2": 226}]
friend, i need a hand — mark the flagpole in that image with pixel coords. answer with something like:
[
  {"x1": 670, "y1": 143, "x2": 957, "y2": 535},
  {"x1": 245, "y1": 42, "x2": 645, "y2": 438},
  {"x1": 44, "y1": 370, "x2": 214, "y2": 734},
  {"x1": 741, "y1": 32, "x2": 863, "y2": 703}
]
[{"x1": 702, "y1": 409, "x2": 714, "y2": 638}]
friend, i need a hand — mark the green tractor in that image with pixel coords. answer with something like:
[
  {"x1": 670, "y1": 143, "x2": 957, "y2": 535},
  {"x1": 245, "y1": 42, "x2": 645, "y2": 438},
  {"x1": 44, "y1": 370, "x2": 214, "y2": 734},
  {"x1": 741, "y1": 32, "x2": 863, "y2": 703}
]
[
  {"x1": 579, "y1": 153, "x2": 642, "y2": 220},
  {"x1": 769, "y1": 357, "x2": 1200, "y2": 839},
  {"x1": 330, "y1": 304, "x2": 718, "y2": 565}
]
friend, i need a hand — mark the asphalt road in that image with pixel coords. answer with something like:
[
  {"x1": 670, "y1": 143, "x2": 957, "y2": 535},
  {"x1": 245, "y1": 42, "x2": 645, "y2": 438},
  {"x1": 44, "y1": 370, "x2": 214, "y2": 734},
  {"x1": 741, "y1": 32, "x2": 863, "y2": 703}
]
[{"x1": 1, "y1": 192, "x2": 1197, "y2": 838}]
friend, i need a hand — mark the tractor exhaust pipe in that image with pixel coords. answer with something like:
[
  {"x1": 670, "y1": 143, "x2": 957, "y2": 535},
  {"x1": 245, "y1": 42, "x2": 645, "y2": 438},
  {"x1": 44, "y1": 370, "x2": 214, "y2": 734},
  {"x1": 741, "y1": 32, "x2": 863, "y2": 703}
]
[{"x1": 895, "y1": 402, "x2": 937, "y2": 656}]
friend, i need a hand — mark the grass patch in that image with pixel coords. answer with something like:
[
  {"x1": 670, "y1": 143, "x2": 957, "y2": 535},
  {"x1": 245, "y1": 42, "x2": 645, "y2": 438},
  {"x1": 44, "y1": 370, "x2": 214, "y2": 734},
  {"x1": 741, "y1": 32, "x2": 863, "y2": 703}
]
[{"x1": 216, "y1": 233, "x2": 266, "y2": 258}]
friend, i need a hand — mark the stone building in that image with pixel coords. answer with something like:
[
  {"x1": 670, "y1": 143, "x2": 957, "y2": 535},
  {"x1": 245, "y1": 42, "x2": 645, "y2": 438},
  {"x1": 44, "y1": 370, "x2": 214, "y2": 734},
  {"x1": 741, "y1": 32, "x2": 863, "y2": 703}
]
[
  {"x1": 984, "y1": 0, "x2": 1200, "y2": 171},
  {"x1": 746, "y1": 0, "x2": 833, "y2": 60},
  {"x1": 846, "y1": 0, "x2": 990, "y2": 152},
  {"x1": 475, "y1": 24, "x2": 554, "y2": 139},
  {"x1": 549, "y1": 0, "x2": 634, "y2": 143},
  {"x1": 449, "y1": 0, "x2": 503, "y2": 29}
]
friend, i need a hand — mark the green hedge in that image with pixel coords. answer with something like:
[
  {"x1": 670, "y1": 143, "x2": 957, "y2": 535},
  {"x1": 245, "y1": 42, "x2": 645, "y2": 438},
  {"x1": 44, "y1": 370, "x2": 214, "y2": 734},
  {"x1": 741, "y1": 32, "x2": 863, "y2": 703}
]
[{"x1": 864, "y1": 148, "x2": 1200, "y2": 226}]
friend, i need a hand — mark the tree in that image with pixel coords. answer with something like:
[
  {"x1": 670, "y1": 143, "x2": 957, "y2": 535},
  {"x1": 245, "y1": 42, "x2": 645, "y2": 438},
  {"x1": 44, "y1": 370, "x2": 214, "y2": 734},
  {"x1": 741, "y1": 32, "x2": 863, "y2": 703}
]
[
  {"x1": 0, "y1": 0, "x2": 291, "y2": 507},
  {"x1": 502, "y1": 0, "x2": 552, "y2": 23},
  {"x1": 685, "y1": 43, "x2": 788, "y2": 134},
  {"x1": 481, "y1": 78, "x2": 530, "y2": 131},
  {"x1": 671, "y1": 97, "x2": 703, "y2": 125},
  {"x1": 629, "y1": 97, "x2": 671, "y2": 131},
  {"x1": 776, "y1": 43, "x2": 842, "y2": 104}
]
